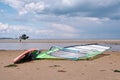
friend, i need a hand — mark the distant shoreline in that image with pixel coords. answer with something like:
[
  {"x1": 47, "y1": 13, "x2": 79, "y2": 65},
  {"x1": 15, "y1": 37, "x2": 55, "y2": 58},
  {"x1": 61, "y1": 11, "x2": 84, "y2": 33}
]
[{"x1": 0, "y1": 39, "x2": 120, "y2": 44}]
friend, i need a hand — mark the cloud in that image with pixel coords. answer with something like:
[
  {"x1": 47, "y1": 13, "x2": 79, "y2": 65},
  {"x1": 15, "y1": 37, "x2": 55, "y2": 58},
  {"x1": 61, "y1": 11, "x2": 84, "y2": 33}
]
[
  {"x1": 51, "y1": 23, "x2": 75, "y2": 33},
  {"x1": 0, "y1": 22, "x2": 9, "y2": 33},
  {"x1": 1, "y1": 0, "x2": 120, "y2": 19},
  {"x1": 62, "y1": 0, "x2": 75, "y2": 6},
  {"x1": 50, "y1": 23, "x2": 78, "y2": 38},
  {"x1": 0, "y1": 9, "x2": 4, "y2": 13},
  {"x1": 0, "y1": 22, "x2": 78, "y2": 39},
  {"x1": 82, "y1": 17, "x2": 110, "y2": 24},
  {"x1": 0, "y1": 0, "x2": 120, "y2": 39},
  {"x1": 0, "y1": 22, "x2": 32, "y2": 34},
  {"x1": 34, "y1": 23, "x2": 78, "y2": 39},
  {"x1": 2, "y1": 0, "x2": 45, "y2": 15},
  {"x1": 19, "y1": 2, "x2": 45, "y2": 15},
  {"x1": 1, "y1": 0, "x2": 24, "y2": 9}
]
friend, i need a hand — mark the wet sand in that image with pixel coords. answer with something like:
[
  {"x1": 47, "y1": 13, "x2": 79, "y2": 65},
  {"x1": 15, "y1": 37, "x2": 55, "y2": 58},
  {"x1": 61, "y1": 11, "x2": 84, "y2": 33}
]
[
  {"x1": 1, "y1": 39, "x2": 120, "y2": 44},
  {"x1": 0, "y1": 50, "x2": 120, "y2": 80}
]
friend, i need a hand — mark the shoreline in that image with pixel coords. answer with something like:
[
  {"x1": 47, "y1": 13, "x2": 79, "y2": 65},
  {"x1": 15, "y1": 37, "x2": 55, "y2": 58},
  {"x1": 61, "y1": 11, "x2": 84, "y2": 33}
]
[
  {"x1": 0, "y1": 39, "x2": 120, "y2": 51},
  {"x1": 0, "y1": 39, "x2": 120, "y2": 43}
]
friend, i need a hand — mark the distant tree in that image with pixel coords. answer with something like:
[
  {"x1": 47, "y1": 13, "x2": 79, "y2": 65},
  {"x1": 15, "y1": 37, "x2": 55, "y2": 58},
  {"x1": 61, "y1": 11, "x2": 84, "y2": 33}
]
[{"x1": 19, "y1": 34, "x2": 29, "y2": 42}]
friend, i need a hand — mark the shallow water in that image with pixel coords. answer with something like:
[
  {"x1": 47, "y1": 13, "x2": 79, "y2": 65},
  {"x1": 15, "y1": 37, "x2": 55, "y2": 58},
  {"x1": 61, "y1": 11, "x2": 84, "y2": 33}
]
[
  {"x1": 0, "y1": 43, "x2": 119, "y2": 51},
  {"x1": 0, "y1": 43, "x2": 84, "y2": 50}
]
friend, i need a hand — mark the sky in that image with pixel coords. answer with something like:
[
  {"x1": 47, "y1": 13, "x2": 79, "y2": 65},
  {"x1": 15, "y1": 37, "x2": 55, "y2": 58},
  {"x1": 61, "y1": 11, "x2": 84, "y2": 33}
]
[{"x1": 0, "y1": 0, "x2": 120, "y2": 39}]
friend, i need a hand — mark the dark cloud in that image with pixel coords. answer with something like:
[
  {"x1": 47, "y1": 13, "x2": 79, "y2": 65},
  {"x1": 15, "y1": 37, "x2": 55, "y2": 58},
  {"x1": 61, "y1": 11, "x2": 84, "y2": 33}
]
[
  {"x1": 88, "y1": 2, "x2": 120, "y2": 19},
  {"x1": 36, "y1": 0, "x2": 120, "y2": 20}
]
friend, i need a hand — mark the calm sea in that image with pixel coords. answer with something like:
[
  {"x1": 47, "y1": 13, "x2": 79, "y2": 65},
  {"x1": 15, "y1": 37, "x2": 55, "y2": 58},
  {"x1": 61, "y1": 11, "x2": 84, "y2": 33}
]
[{"x1": 0, "y1": 42, "x2": 119, "y2": 51}]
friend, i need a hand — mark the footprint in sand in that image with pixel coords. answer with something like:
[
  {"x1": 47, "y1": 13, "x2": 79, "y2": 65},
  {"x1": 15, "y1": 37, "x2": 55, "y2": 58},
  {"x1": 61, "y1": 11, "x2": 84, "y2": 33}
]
[
  {"x1": 49, "y1": 65, "x2": 67, "y2": 72},
  {"x1": 49, "y1": 65, "x2": 61, "y2": 67},
  {"x1": 57, "y1": 70, "x2": 66, "y2": 72}
]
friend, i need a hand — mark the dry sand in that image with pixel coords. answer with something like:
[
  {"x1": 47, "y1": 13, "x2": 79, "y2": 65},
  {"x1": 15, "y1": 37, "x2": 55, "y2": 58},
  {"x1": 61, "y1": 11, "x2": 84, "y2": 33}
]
[{"x1": 0, "y1": 50, "x2": 120, "y2": 80}]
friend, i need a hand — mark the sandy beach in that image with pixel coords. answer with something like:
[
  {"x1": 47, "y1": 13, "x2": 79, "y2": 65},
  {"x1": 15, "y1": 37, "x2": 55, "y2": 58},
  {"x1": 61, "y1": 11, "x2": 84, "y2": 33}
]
[
  {"x1": 0, "y1": 50, "x2": 120, "y2": 80},
  {"x1": 0, "y1": 40, "x2": 120, "y2": 80}
]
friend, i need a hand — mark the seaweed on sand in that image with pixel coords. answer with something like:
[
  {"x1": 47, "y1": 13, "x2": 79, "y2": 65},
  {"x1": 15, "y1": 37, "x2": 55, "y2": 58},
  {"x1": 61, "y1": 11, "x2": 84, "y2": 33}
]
[
  {"x1": 114, "y1": 70, "x2": 120, "y2": 73},
  {"x1": 4, "y1": 64, "x2": 18, "y2": 68}
]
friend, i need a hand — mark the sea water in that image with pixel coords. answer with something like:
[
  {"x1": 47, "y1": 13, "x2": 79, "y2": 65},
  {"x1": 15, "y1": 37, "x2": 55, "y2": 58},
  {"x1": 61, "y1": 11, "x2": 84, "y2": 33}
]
[
  {"x1": 0, "y1": 43, "x2": 120, "y2": 51},
  {"x1": 0, "y1": 43, "x2": 80, "y2": 50}
]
